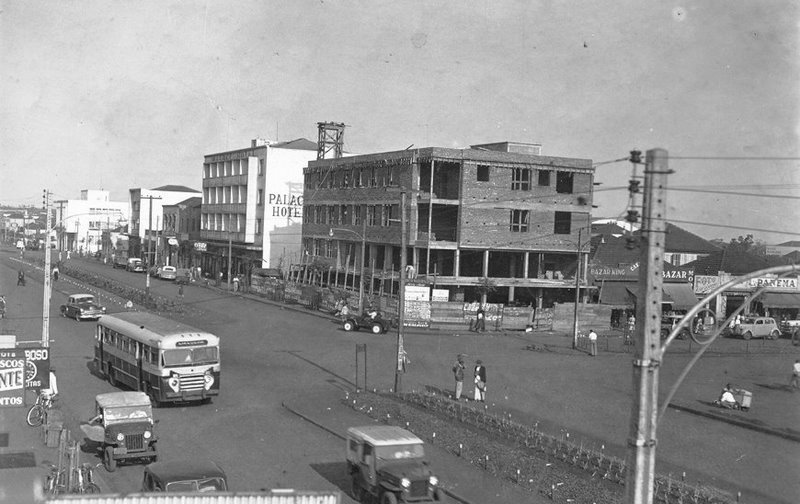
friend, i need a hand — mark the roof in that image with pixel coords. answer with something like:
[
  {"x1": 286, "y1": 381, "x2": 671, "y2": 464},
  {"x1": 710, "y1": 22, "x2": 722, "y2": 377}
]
[
  {"x1": 775, "y1": 241, "x2": 800, "y2": 247},
  {"x1": 145, "y1": 459, "x2": 226, "y2": 482},
  {"x1": 96, "y1": 391, "x2": 151, "y2": 408},
  {"x1": 271, "y1": 138, "x2": 318, "y2": 151},
  {"x1": 164, "y1": 196, "x2": 202, "y2": 208},
  {"x1": 760, "y1": 292, "x2": 800, "y2": 309},
  {"x1": 347, "y1": 426, "x2": 424, "y2": 446},
  {"x1": 150, "y1": 185, "x2": 201, "y2": 193},
  {"x1": 662, "y1": 283, "x2": 700, "y2": 311},
  {"x1": 684, "y1": 248, "x2": 772, "y2": 276},
  {"x1": 98, "y1": 312, "x2": 216, "y2": 345},
  {"x1": 591, "y1": 224, "x2": 719, "y2": 263}
]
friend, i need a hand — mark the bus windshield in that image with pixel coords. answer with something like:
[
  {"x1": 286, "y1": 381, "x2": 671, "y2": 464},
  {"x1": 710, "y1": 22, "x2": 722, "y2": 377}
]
[{"x1": 162, "y1": 347, "x2": 219, "y2": 367}]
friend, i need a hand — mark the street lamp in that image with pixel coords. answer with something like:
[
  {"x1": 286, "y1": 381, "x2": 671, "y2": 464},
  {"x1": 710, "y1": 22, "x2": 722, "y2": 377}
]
[{"x1": 329, "y1": 218, "x2": 367, "y2": 313}]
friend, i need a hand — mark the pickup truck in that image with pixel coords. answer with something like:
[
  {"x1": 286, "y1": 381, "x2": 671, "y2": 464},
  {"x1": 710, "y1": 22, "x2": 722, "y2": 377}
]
[{"x1": 780, "y1": 319, "x2": 800, "y2": 343}]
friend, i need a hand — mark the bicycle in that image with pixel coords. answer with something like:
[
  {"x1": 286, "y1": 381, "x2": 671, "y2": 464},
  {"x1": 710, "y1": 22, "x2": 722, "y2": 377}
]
[
  {"x1": 44, "y1": 464, "x2": 67, "y2": 496},
  {"x1": 26, "y1": 393, "x2": 57, "y2": 427},
  {"x1": 44, "y1": 462, "x2": 101, "y2": 495},
  {"x1": 74, "y1": 463, "x2": 101, "y2": 494}
]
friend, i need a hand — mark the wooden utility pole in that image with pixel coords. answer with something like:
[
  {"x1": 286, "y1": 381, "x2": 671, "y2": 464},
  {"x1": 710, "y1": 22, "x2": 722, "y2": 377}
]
[
  {"x1": 42, "y1": 190, "x2": 52, "y2": 347},
  {"x1": 142, "y1": 195, "x2": 162, "y2": 298},
  {"x1": 624, "y1": 148, "x2": 669, "y2": 503},
  {"x1": 394, "y1": 191, "x2": 407, "y2": 393},
  {"x1": 572, "y1": 228, "x2": 583, "y2": 349}
]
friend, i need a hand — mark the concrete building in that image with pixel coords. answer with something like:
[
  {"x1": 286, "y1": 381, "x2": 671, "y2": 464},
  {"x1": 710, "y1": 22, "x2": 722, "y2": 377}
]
[
  {"x1": 54, "y1": 190, "x2": 129, "y2": 254},
  {"x1": 162, "y1": 196, "x2": 202, "y2": 268},
  {"x1": 198, "y1": 138, "x2": 318, "y2": 279},
  {"x1": 302, "y1": 142, "x2": 594, "y2": 306},
  {"x1": 129, "y1": 185, "x2": 201, "y2": 265}
]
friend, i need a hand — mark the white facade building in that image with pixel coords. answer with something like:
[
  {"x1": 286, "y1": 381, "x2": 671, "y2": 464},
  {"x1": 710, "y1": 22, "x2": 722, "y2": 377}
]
[
  {"x1": 54, "y1": 190, "x2": 130, "y2": 254},
  {"x1": 199, "y1": 138, "x2": 317, "y2": 277},
  {"x1": 129, "y1": 186, "x2": 202, "y2": 239}
]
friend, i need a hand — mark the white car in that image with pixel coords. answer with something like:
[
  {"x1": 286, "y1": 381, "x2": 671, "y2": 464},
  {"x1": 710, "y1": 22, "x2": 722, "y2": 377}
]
[{"x1": 158, "y1": 266, "x2": 177, "y2": 281}]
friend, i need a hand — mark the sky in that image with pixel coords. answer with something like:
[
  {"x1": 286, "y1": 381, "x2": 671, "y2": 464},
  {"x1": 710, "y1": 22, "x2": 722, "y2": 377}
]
[{"x1": 1, "y1": 0, "x2": 798, "y2": 244}]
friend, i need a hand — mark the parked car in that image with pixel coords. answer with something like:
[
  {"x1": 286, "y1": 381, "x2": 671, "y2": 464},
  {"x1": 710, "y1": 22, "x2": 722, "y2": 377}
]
[
  {"x1": 60, "y1": 294, "x2": 107, "y2": 321},
  {"x1": 660, "y1": 314, "x2": 691, "y2": 340},
  {"x1": 126, "y1": 258, "x2": 145, "y2": 273},
  {"x1": 158, "y1": 266, "x2": 177, "y2": 280},
  {"x1": 80, "y1": 392, "x2": 158, "y2": 472},
  {"x1": 347, "y1": 425, "x2": 443, "y2": 503},
  {"x1": 142, "y1": 459, "x2": 228, "y2": 492},
  {"x1": 730, "y1": 316, "x2": 781, "y2": 340}
]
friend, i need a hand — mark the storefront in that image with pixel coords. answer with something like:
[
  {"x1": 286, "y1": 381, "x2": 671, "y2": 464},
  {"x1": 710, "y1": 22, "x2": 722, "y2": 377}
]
[{"x1": 694, "y1": 274, "x2": 800, "y2": 323}]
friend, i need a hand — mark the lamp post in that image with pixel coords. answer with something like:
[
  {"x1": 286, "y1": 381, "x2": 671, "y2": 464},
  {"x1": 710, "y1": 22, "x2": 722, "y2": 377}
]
[
  {"x1": 329, "y1": 218, "x2": 367, "y2": 313},
  {"x1": 572, "y1": 228, "x2": 585, "y2": 350}
]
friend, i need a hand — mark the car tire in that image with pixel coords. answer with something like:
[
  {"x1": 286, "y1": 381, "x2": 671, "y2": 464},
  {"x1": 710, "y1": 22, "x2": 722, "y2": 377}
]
[
  {"x1": 380, "y1": 491, "x2": 398, "y2": 504},
  {"x1": 371, "y1": 323, "x2": 383, "y2": 335},
  {"x1": 103, "y1": 446, "x2": 117, "y2": 472},
  {"x1": 742, "y1": 331, "x2": 752, "y2": 340},
  {"x1": 769, "y1": 330, "x2": 780, "y2": 340},
  {"x1": 343, "y1": 320, "x2": 356, "y2": 332},
  {"x1": 433, "y1": 488, "x2": 443, "y2": 501}
]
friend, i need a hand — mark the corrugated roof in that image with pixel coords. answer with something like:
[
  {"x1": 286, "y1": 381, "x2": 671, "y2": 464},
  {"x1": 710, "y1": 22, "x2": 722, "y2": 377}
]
[
  {"x1": 683, "y1": 248, "x2": 772, "y2": 276},
  {"x1": 271, "y1": 138, "x2": 318, "y2": 151},
  {"x1": 150, "y1": 185, "x2": 201, "y2": 193}
]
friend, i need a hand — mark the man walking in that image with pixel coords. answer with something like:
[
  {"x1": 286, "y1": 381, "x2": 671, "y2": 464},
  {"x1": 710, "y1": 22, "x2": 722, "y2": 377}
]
[
  {"x1": 473, "y1": 359, "x2": 487, "y2": 402},
  {"x1": 588, "y1": 328, "x2": 598, "y2": 356},
  {"x1": 791, "y1": 359, "x2": 800, "y2": 390},
  {"x1": 475, "y1": 304, "x2": 486, "y2": 332},
  {"x1": 452, "y1": 354, "x2": 466, "y2": 400}
]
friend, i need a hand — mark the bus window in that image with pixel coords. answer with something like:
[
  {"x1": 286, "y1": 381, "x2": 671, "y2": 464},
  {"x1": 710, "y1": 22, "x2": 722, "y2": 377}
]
[{"x1": 163, "y1": 347, "x2": 219, "y2": 367}]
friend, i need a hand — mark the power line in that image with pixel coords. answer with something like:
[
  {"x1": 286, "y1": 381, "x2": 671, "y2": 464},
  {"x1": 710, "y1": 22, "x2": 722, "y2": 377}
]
[
  {"x1": 669, "y1": 156, "x2": 800, "y2": 161},
  {"x1": 666, "y1": 187, "x2": 800, "y2": 200},
  {"x1": 661, "y1": 218, "x2": 800, "y2": 237}
]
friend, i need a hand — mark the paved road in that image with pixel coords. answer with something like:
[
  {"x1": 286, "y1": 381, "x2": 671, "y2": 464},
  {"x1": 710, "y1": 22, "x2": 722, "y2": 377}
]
[{"x1": 3, "y1": 249, "x2": 799, "y2": 503}]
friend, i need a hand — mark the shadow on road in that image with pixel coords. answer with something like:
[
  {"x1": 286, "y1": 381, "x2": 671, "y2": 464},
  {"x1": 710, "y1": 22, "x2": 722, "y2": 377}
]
[{"x1": 310, "y1": 461, "x2": 350, "y2": 497}]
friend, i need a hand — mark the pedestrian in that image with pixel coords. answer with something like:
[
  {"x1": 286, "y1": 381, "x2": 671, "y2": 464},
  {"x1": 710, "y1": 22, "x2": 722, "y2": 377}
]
[
  {"x1": 233, "y1": 275, "x2": 240, "y2": 292},
  {"x1": 627, "y1": 314, "x2": 635, "y2": 334},
  {"x1": 67, "y1": 250, "x2": 71, "y2": 260},
  {"x1": 178, "y1": 284, "x2": 185, "y2": 302},
  {"x1": 58, "y1": 251, "x2": 63, "y2": 262},
  {"x1": 588, "y1": 328, "x2": 598, "y2": 356},
  {"x1": 475, "y1": 304, "x2": 486, "y2": 332},
  {"x1": 17, "y1": 269, "x2": 25, "y2": 286},
  {"x1": 0, "y1": 295, "x2": 6, "y2": 319},
  {"x1": 473, "y1": 359, "x2": 487, "y2": 402},
  {"x1": 42, "y1": 368, "x2": 59, "y2": 400},
  {"x1": 791, "y1": 359, "x2": 800, "y2": 391},
  {"x1": 52, "y1": 265, "x2": 59, "y2": 281},
  {"x1": 452, "y1": 354, "x2": 466, "y2": 400}
]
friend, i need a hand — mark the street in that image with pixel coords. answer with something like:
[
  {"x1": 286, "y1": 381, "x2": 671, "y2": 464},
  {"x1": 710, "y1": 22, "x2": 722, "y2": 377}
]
[{"x1": 1, "y1": 249, "x2": 799, "y2": 503}]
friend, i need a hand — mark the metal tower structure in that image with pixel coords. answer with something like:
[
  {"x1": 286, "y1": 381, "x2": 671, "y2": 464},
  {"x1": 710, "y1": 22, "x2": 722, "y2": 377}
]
[{"x1": 317, "y1": 122, "x2": 346, "y2": 160}]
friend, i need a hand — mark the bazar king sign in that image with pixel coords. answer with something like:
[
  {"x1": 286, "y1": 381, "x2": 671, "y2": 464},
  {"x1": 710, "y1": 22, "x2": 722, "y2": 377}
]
[{"x1": 590, "y1": 262, "x2": 694, "y2": 282}]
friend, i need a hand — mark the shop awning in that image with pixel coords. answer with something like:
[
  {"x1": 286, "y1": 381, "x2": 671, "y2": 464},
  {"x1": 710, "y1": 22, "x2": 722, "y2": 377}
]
[
  {"x1": 760, "y1": 292, "x2": 800, "y2": 309},
  {"x1": 662, "y1": 283, "x2": 700, "y2": 311},
  {"x1": 598, "y1": 281, "x2": 636, "y2": 306}
]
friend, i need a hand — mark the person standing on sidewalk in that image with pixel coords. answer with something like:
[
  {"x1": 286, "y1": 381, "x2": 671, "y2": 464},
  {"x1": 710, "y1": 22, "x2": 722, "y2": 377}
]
[
  {"x1": 588, "y1": 328, "x2": 598, "y2": 356},
  {"x1": 452, "y1": 354, "x2": 466, "y2": 400},
  {"x1": 473, "y1": 359, "x2": 487, "y2": 402},
  {"x1": 791, "y1": 359, "x2": 800, "y2": 390},
  {"x1": 474, "y1": 304, "x2": 486, "y2": 332}
]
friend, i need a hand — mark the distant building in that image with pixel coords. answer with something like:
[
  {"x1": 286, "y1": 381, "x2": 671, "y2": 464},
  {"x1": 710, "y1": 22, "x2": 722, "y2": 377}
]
[
  {"x1": 302, "y1": 142, "x2": 594, "y2": 306},
  {"x1": 162, "y1": 196, "x2": 202, "y2": 267},
  {"x1": 129, "y1": 185, "x2": 201, "y2": 264},
  {"x1": 766, "y1": 240, "x2": 800, "y2": 257},
  {"x1": 54, "y1": 190, "x2": 130, "y2": 254},
  {"x1": 198, "y1": 138, "x2": 318, "y2": 279}
]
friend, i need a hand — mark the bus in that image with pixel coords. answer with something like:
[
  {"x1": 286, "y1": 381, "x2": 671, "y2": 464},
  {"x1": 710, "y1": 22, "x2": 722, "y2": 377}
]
[{"x1": 94, "y1": 312, "x2": 220, "y2": 405}]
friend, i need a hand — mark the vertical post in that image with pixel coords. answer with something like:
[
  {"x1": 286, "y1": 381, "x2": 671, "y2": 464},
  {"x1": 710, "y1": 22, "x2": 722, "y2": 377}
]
[
  {"x1": 42, "y1": 190, "x2": 52, "y2": 348},
  {"x1": 146, "y1": 196, "x2": 153, "y2": 297},
  {"x1": 426, "y1": 159, "x2": 434, "y2": 276},
  {"x1": 394, "y1": 192, "x2": 407, "y2": 393},
  {"x1": 624, "y1": 148, "x2": 668, "y2": 504},
  {"x1": 359, "y1": 218, "x2": 366, "y2": 313},
  {"x1": 227, "y1": 233, "x2": 232, "y2": 290},
  {"x1": 572, "y1": 228, "x2": 583, "y2": 349}
]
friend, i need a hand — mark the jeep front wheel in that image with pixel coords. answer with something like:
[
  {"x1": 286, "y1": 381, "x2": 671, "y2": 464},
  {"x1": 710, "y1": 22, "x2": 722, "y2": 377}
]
[
  {"x1": 343, "y1": 320, "x2": 356, "y2": 332},
  {"x1": 103, "y1": 446, "x2": 117, "y2": 472},
  {"x1": 380, "y1": 491, "x2": 398, "y2": 504},
  {"x1": 370, "y1": 322, "x2": 384, "y2": 335}
]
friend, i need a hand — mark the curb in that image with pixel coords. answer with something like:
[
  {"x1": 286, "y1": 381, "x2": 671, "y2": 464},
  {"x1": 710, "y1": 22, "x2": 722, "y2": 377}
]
[
  {"x1": 281, "y1": 400, "x2": 473, "y2": 504},
  {"x1": 667, "y1": 402, "x2": 800, "y2": 443}
]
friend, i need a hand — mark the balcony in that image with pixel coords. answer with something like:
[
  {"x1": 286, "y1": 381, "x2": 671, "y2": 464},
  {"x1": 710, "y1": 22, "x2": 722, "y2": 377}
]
[{"x1": 200, "y1": 230, "x2": 250, "y2": 243}]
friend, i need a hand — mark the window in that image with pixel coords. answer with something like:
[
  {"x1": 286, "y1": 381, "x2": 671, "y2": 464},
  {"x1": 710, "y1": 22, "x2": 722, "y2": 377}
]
[
  {"x1": 511, "y1": 168, "x2": 531, "y2": 191},
  {"x1": 556, "y1": 171, "x2": 574, "y2": 194},
  {"x1": 369, "y1": 167, "x2": 376, "y2": 187},
  {"x1": 477, "y1": 165, "x2": 490, "y2": 182},
  {"x1": 538, "y1": 170, "x2": 551, "y2": 186},
  {"x1": 343, "y1": 170, "x2": 351, "y2": 187},
  {"x1": 357, "y1": 168, "x2": 364, "y2": 187},
  {"x1": 554, "y1": 211, "x2": 572, "y2": 234},
  {"x1": 341, "y1": 205, "x2": 349, "y2": 225},
  {"x1": 257, "y1": 189, "x2": 263, "y2": 205},
  {"x1": 366, "y1": 206, "x2": 376, "y2": 226},
  {"x1": 256, "y1": 218, "x2": 262, "y2": 234},
  {"x1": 510, "y1": 210, "x2": 529, "y2": 232},
  {"x1": 258, "y1": 159, "x2": 264, "y2": 175}
]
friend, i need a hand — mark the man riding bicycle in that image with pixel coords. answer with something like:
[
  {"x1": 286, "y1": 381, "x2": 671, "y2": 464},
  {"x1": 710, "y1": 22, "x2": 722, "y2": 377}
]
[{"x1": 0, "y1": 295, "x2": 6, "y2": 319}]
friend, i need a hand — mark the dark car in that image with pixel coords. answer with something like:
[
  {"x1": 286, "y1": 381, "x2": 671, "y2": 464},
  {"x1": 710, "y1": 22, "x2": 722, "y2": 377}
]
[
  {"x1": 60, "y1": 294, "x2": 107, "y2": 321},
  {"x1": 343, "y1": 311, "x2": 390, "y2": 334},
  {"x1": 142, "y1": 459, "x2": 228, "y2": 492}
]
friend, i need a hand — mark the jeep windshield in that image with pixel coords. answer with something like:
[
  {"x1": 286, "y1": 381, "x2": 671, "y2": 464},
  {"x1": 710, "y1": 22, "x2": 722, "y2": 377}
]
[
  {"x1": 165, "y1": 477, "x2": 227, "y2": 492},
  {"x1": 163, "y1": 347, "x2": 219, "y2": 367},
  {"x1": 376, "y1": 443, "x2": 425, "y2": 461},
  {"x1": 104, "y1": 405, "x2": 152, "y2": 423}
]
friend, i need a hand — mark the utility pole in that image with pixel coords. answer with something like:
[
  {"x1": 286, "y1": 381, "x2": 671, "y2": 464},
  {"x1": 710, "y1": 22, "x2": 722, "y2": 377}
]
[
  {"x1": 571, "y1": 228, "x2": 583, "y2": 349},
  {"x1": 394, "y1": 192, "x2": 407, "y2": 393},
  {"x1": 42, "y1": 190, "x2": 52, "y2": 347},
  {"x1": 359, "y1": 218, "x2": 367, "y2": 313},
  {"x1": 624, "y1": 148, "x2": 669, "y2": 504},
  {"x1": 227, "y1": 233, "x2": 232, "y2": 290},
  {"x1": 143, "y1": 195, "x2": 162, "y2": 298}
]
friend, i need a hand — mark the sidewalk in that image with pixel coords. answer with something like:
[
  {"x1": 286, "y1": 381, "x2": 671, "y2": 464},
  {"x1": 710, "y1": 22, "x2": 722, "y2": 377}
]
[
  {"x1": 226, "y1": 285, "x2": 800, "y2": 443},
  {"x1": 282, "y1": 389, "x2": 552, "y2": 504}
]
